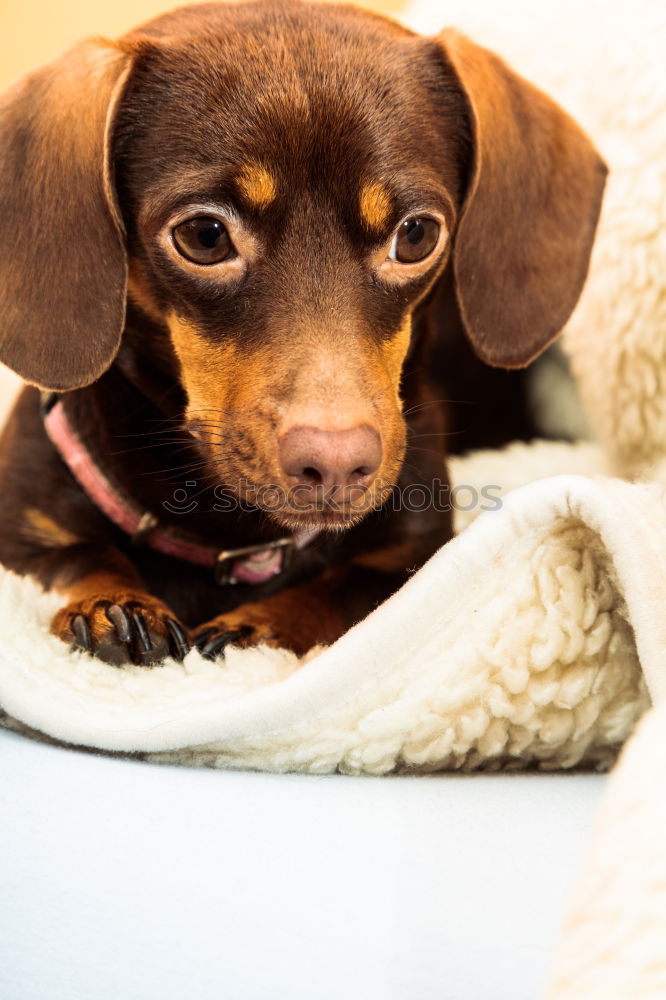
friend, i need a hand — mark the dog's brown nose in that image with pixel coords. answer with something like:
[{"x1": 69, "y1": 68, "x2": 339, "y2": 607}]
[{"x1": 279, "y1": 424, "x2": 382, "y2": 497}]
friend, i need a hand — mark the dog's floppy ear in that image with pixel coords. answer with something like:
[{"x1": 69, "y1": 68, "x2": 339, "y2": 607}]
[
  {"x1": 0, "y1": 41, "x2": 134, "y2": 390},
  {"x1": 435, "y1": 30, "x2": 607, "y2": 368}
]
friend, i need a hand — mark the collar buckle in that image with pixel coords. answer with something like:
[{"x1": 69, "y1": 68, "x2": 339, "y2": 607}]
[{"x1": 131, "y1": 511, "x2": 159, "y2": 545}]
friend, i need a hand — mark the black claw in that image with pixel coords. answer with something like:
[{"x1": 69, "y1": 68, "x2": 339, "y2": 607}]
[
  {"x1": 71, "y1": 613, "x2": 92, "y2": 652},
  {"x1": 106, "y1": 603, "x2": 132, "y2": 644},
  {"x1": 200, "y1": 633, "x2": 232, "y2": 658},
  {"x1": 166, "y1": 618, "x2": 190, "y2": 661},
  {"x1": 200, "y1": 628, "x2": 250, "y2": 659},
  {"x1": 131, "y1": 609, "x2": 153, "y2": 652},
  {"x1": 193, "y1": 626, "x2": 219, "y2": 650}
]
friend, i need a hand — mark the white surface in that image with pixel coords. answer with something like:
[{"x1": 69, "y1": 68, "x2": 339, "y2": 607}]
[{"x1": 0, "y1": 728, "x2": 605, "y2": 1000}]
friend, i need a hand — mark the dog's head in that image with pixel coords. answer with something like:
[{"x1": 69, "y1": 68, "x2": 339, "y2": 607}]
[{"x1": 0, "y1": 0, "x2": 606, "y2": 531}]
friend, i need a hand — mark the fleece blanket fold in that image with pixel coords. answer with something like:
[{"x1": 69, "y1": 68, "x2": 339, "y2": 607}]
[{"x1": 0, "y1": 441, "x2": 661, "y2": 773}]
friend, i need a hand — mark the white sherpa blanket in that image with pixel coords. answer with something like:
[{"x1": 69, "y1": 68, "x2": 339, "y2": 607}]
[
  {"x1": 545, "y1": 699, "x2": 666, "y2": 998},
  {"x1": 0, "y1": 440, "x2": 662, "y2": 773}
]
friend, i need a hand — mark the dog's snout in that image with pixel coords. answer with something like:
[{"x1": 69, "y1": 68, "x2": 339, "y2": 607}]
[{"x1": 279, "y1": 424, "x2": 382, "y2": 494}]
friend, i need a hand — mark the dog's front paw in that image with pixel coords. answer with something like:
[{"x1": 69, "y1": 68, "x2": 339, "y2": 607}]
[
  {"x1": 192, "y1": 607, "x2": 292, "y2": 659},
  {"x1": 51, "y1": 593, "x2": 190, "y2": 666},
  {"x1": 192, "y1": 591, "x2": 336, "y2": 659}
]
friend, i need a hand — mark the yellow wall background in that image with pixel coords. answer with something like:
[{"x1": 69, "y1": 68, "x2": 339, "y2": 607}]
[{"x1": 0, "y1": 0, "x2": 407, "y2": 91}]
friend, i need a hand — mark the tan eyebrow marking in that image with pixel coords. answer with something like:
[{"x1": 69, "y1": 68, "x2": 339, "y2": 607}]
[
  {"x1": 235, "y1": 162, "x2": 277, "y2": 208},
  {"x1": 359, "y1": 182, "x2": 392, "y2": 229}
]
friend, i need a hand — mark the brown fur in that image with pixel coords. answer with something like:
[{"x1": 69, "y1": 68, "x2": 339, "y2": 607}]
[{"x1": 0, "y1": 1, "x2": 606, "y2": 665}]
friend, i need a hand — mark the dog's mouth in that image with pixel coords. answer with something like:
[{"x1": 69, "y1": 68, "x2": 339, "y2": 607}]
[{"x1": 230, "y1": 477, "x2": 396, "y2": 533}]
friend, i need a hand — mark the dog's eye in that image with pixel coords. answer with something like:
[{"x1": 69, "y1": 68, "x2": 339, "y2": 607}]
[
  {"x1": 390, "y1": 217, "x2": 440, "y2": 264},
  {"x1": 172, "y1": 217, "x2": 234, "y2": 264}
]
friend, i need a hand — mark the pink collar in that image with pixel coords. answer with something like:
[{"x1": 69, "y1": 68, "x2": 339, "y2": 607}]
[{"x1": 41, "y1": 394, "x2": 318, "y2": 586}]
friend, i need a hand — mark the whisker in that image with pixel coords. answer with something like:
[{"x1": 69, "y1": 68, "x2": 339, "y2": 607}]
[
  {"x1": 401, "y1": 365, "x2": 427, "y2": 379},
  {"x1": 407, "y1": 430, "x2": 464, "y2": 440},
  {"x1": 406, "y1": 446, "x2": 450, "y2": 460},
  {"x1": 402, "y1": 397, "x2": 475, "y2": 418},
  {"x1": 143, "y1": 459, "x2": 213, "y2": 479},
  {"x1": 108, "y1": 439, "x2": 198, "y2": 457}
]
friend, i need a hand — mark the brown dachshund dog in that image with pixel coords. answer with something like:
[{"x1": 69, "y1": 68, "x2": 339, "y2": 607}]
[{"x1": 0, "y1": 0, "x2": 606, "y2": 665}]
